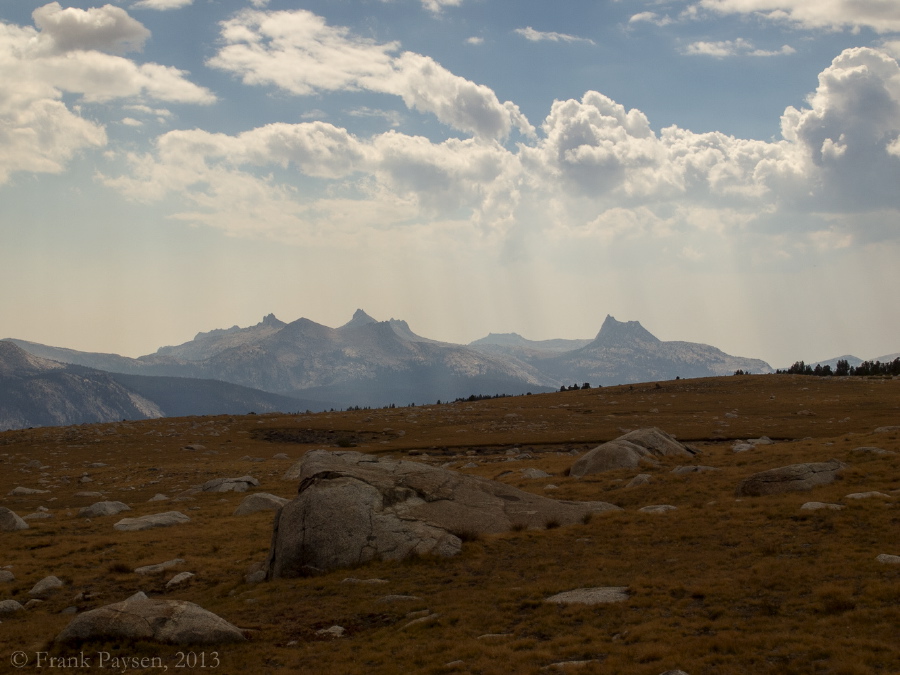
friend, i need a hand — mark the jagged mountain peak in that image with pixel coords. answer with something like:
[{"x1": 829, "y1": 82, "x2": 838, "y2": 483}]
[
  {"x1": 0, "y1": 340, "x2": 65, "y2": 375},
  {"x1": 340, "y1": 309, "x2": 379, "y2": 330},
  {"x1": 260, "y1": 313, "x2": 286, "y2": 328},
  {"x1": 591, "y1": 315, "x2": 660, "y2": 346}
]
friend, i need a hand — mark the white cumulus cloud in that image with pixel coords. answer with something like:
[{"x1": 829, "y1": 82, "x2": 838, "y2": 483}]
[
  {"x1": 514, "y1": 27, "x2": 595, "y2": 45},
  {"x1": 696, "y1": 0, "x2": 900, "y2": 33},
  {"x1": 131, "y1": 0, "x2": 194, "y2": 10},
  {"x1": 207, "y1": 9, "x2": 534, "y2": 140},
  {"x1": 0, "y1": 4, "x2": 214, "y2": 185},
  {"x1": 684, "y1": 38, "x2": 795, "y2": 57}
]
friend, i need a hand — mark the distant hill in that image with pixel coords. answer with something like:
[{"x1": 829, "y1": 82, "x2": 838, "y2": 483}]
[
  {"x1": 0, "y1": 341, "x2": 332, "y2": 431},
  {"x1": 0, "y1": 341, "x2": 162, "y2": 430}
]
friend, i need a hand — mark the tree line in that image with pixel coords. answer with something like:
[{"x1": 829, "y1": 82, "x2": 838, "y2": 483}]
[{"x1": 772, "y1": 358, "x2": 900, "y2": 377}]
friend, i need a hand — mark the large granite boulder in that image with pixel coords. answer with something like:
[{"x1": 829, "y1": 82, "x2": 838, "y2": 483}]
[
  {"x1": 570, "y1": 428, "x2": 695, "y2": 477},
  {"x1": 736, "y1": 460, "x2": 847, "y2": 497},
  {"x1": 56, "y1": 592, "x2": 244, "y2": 644},
  {"x1": 234, "y1": 492, "x2": 290, "y2": 516},
  {"x1": 0, "y1": 507, "x2": 29, "y2": 531},
  {"x1": 267, "y1": 450, "x2": 621, "y2": 577}
]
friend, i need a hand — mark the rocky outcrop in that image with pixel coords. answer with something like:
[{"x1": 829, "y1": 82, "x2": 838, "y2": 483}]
[
  {"x1": 570, "y1": 428, "x2": 695, "y2": 477},
  {"x1": 267, "y1": 450, "x2": 621, "y2": 577},
  {"x1": 736, "y1": 460, "x2": 846, "y2": 497},
  {"x1": 56, "y1": 592, "x2": 245, "y2": 644},
  {"x1": 0, "y1": 507, "x2": 28, "y2": 531}
]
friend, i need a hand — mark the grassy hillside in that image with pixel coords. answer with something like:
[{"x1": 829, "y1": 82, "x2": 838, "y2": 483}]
[{"x1": 1, "y1": 374, "x2": 898, "y2": 674}]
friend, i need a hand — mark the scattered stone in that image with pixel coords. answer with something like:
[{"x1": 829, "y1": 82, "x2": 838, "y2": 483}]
[
  {"x1": 0, "y1": 570, "x2": 15, "y2": 583},
  {"x1": 852, "y1": 447, "x2": 896, "y2": 456},
  {"x1": 135, "y1": 559, "x2": 185, "y2": 575},
  {"x1": 671, "y1": 465, "x2": 718, "y2": 474},
  {"x1": 570, "y1": 428, "x2": 695, "y2": 477},
  {"x1": 874, "y1": 426, "x2": 900, "y2": 433},
  {"x1": 55, "y1": 591, "x2": 245, "y2": 644},
  {"x1": 23, "y1": 511, "x2": 53, "y2": 520},
  {"x1": 521, "y1": 468, "x2": 551, "y2": 479},
  {"x1": 267, "y1": 450, "x2": 620, "y2": 577},
  {"x1": 182, "y1": 444, "x2": 206, "y2": 451},
  {"x1": 74, "y1": 491, "x2": 104, "y2": 498},
  {"x1": 544, "y1": 587, "x2": 629, "y2": 605},
  {"x1": 461, "y1": 462, "x2": 478, "y2": 469},
  {"x1": 315, "y1": 625, "x2": 345, "y2": 638},
  {"x1": 233, "y1": 493, "x2": 289, "y2": 516},
  {"x1": 639, "y1": 505, "x2": 677, "y2": 513},
  {"x1": 736, "y1": 460, "x2": 846, "y2": 497},
  {"x1": 273, "y1": 453, "x2": 290, "y2": 460},
  {"x1": 400, "y1": 613, "x2": 439, "y2": 629},
  {"x1": 30, "y1": 576, "x2": 64, "y2": 597},
  {"x1": 114, "y1": 512, "x2": 190, "y2": 532},
  {"x1": 800, "y1": 502, "x2": 845, "y2": 511},
  {"x1": 477, "y1": 633, "x2": 513, "y2": 640},
  {"x1": 24, "y1": 599, "x2": 44, "y2": 609},
  {"x1": 541, "y1": 660, "x2": 602, "y2": 670},
  {"x1": 166, "y1": 572, "x2": 195, "y2": 589},
  {"x1": 79, "y1": 501, "x2": 131, "y2": 518},
  {"x1": 876, "y1": 554, "x2": 900, "y2": 564},
  {"x1": 0, "y1": 599, "x2": 24, "y2": 614},
  {"x1": 201, "y1": 476, "x2": 259, "y2": 493},
  {"x1": 626, "y1": 474, "x2": 651, "y2": 488},
  {"x1": 732, "y1": 443, "x2": 754, "y2": 453},
  {"x1": 544, "y1": 484, "x2": 559, "y2": 491},
  {"x1": 8, "y1": 486, "x2": 49, "y2": 496},
  {"x1": 844, "y1": 492, "x2": 891, "y2": 499},
  {"x1": 149, "y1": 494, "x2": 169, "y2": 502},
  {"x1": 748, "y1": 437, "x2": 774, "y2": 445}
]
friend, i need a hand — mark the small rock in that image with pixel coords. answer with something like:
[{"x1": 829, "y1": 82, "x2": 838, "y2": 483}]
[
  {"x1": 315, "y1": 625, "x2": 345, "y2": 638},
  {"x1": 671, "y1": 466, "x2": 718, "y2": 474},
  {"x1": 521, "y1": 468, "x2": 551, "y2": 479},
  {"x1": 852, "y1": 447, "x2": 896, "y2": 456},
  {"x1": 233, "y1": 493, "x2": 289, "y2": 516},
  {"x1": 79, "y1": 501, "x2": 131, "y2": 518},
  {"x1": 544, "y1": 587, "x2": 629, "y2": 605},
  {"x1": 273, "y1": 453, "x2": 290, "y2": 460},
  {"x1": 874, "y1": 426, "x2": 900, "y2": 433},
  {"x1": 24, "y1": 599, "x2": 44, "y2": 609},
  {"x1": 800, "y1": 502, "x2": 845, "y2": 511},
  {"x1": 23, "y1": 512, "x2": 53, "y2": 520},
  {"x1": 148, "y1": 494, "x2": 170, "y2": 502},
  {"x1": 201, "y1": 476, "x2": 259, "y2": 493},
  {"x1": 732, "y1": 443, "x2": 754, "y2": 453},
  {"x1": 476, "y1": 633, "x2": 513, "y2": 640},
  {"x1": 74, "y1": 492, "x2": 104, "y2": 498},
  {"x1": 113, "y1": 512, "x2": 190, "y2": 532},
  {"x1": 461, "y1": 462, "x2": 478, "y2": 469},
  {"x1": 400, "y1": 613, "x2": 438, "y2": 629},
  {"x1": 8, "y1": 487, "x2": 49, "y2": 496},
  {"x1": 0, "y1": 570, "x2": 15, "y2": 583},
  {"x1": 639, "y1": 505, "x2": 677, "y2": 513},
  {"x1": 541, "y1": 660, "x2": 601, "y2": 670},
  {"x1": 544, "y1": 484, "x2": 559, "y2": 491},
  {"x1": 0, "y1": 600, "x2": 25, "y2": 614},
  {"x1": 748, "y1": 437, "x2": 774, "y2": 445},
  {"x1": 30, "y1": 576, "x2": 64, "y2": 597},
  {"x1": 626, "y1": 474, "x2": 651, "y2": 488},
  {"x1": 166, "y1": 572, "x2": 195, "y2": 589},
  {"x1": 135, "y1": 559, "x2": 185, "y2": 575},
  {"x1": 844, "y1": 492, "x2": 891, "y2": 500},
  {"x1": 876, "y1": 554, "x2": 900, "y2": 564}
]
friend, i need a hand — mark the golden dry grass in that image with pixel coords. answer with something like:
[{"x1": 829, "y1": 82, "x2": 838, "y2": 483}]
[{"x1": 1, "y1": 374, "x2": 899, "y2": 674}]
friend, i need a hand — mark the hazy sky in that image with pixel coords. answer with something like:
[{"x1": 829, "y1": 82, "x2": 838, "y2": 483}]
[{"x1": 2, "y1": 0, "x2": 899, "y2": 367}]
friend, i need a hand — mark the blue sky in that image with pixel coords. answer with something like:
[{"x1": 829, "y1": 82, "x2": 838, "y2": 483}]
[{"x1": 2, "y1": 0, "x2": 899, "y2": 367}]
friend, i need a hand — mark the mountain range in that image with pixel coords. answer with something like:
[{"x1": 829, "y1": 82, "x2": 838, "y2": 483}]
[{"x1": 2, "y1": 310, "x2": 780, "y2": 429}]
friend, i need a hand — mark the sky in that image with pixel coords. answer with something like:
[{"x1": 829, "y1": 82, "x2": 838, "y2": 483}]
[{"x1": 1, "y1": 0, "x2": 899, "y2": 368}]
